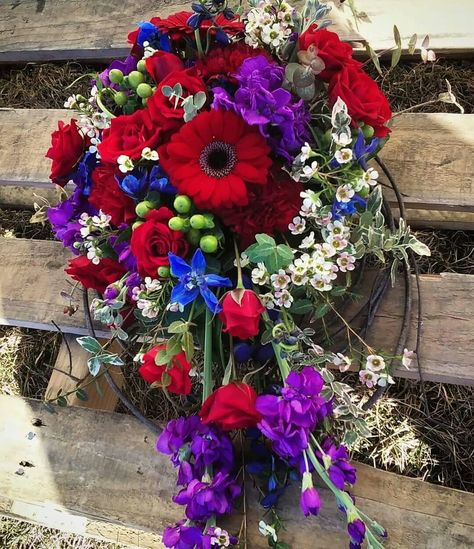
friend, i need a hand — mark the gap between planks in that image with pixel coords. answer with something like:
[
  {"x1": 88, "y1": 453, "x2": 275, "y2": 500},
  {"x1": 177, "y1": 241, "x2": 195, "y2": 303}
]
[
  {"x1": 0, "y1": 238, "x2": 473, "y2": 386},
  {"x1": 1, "y1": 395, "x2": 473, "y2": 549},
  {"x1": 1, "y1": 110, "x2": 473, "y2": 229}
]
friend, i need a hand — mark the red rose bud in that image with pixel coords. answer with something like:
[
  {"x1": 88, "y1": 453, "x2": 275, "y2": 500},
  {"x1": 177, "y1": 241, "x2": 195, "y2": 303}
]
[
  {"x1": 45, "y1": 119, "x2": 84, "y2": 186},
  {"x1": 199, "y1": 382, "x2": 261, "y2": 431},
  {"x1": 220, "y1": 289, "x2": 264, "y2": 340},
  {"x1": 139, "y1": 343, "x2": 192, "y2": 395},
  {"x1": 145, "y1": 51, "x2": 185, "y2": 83}
]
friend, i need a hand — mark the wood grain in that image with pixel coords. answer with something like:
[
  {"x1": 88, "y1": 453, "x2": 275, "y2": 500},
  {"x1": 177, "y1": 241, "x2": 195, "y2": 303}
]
[
  {"x1": 2, "y1": 109, "x2": 474, "y2": 228},
  {"x1": 0, "y1": 238, "x2": 473, "y2": 386},
  {"x1": 46, "y1": 335, "x2": 123, "y2": 411},
  {"x1": 1, "y1": 395, "x2": 473, "y2": 548}
]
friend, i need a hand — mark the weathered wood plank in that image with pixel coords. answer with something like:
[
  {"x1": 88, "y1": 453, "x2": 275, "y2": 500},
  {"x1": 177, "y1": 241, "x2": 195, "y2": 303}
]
[
  {"x1": 2, "y1": 109, "x2": 473, "y2": 228},
  {"x1": 0, "y1": 238, "x2": 473, "y2": 386},
  {"x1": 46, "y1": 335, "x2": 123, "y2": 411},
  {"x1": 0, "y1": 1, "x2": 473, "y2": 63},
  {"x1": 1, "y1": 395, "x2": 473, "y2": 548}
]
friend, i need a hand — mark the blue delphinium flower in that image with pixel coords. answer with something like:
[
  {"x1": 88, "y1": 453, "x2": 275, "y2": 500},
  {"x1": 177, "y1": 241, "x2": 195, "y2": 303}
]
[
  {"x1": 136, "y1": 21, "x2": 172, "y2": 52},
  {"x1": 72, "y1": 151, "x2": 98, "y2": 197},
  {"x1": 117, "y1": 166, "x2": 176, "y2": 201},
  {"x1": 168, "y1": 249, "x2": 232, "y2": 314},
  {"x1": 353, "y1": 130, "x2": 380, "y2": 170},
  {"x1": 332, "y1": 194, "x2": 366, "y2": 220}
]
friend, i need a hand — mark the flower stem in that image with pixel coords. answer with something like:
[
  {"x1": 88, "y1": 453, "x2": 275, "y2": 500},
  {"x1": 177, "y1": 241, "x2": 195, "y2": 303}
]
[
  {"x1": 233, "y1": 238, "x2": 244, "y2": 289},
  {"x1": 203, "y1": 306, "x2": 213, "y2": 402},
  {"x1": 194, "y1": 29, "x2": 204, "y2": 58}
]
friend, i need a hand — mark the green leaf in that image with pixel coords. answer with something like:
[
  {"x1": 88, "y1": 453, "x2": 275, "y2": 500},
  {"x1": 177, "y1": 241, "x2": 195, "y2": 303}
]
[
  {"x1": 193, "y1": 91, "x2": 207, "y2": 109},
  {"x1": 115, "y1": 227, "x2": 132, "y2": 245},
  {"x1": 393, "y1": 25, "x2": 401, "y2": 48},
  {"x1": 408, "y1": 33, "x2": 418, "y2": 55},
  {"x1": 182, "y1": 331, "x2": 194, "y2": 362},
  {"x1": 359, "y1": 210, "x2": 374, "y2": 227},
  {"x1": 166, "y1": 334, "x2": 182, "y2": 357},
  {"x1": 260, "y1": 328, "x2": 274, "y2": 346},
  {"x1": 168, "y1": 320, "x2": 188, "y2": 334},
  {"x1": 365, "y1": 44, "x2": 382, "y2": 76},
  {"x1": 76, "y1": 336, "x2": 102, "y2": 355},
  {"x1": 57, "y1": 395, "x2": 68, "y2": 407},
  {"x1": 408, "y1": 236, "x2": 431, "y2": 256},
  {"x1": 312, "y1": 303, "x2": 330, "y2": 319},
  {"x1": 289, "y1": 299, "x2": 313, "y2": 315},
  {"x1": 87, "y1": 357, "x2": 101, "y2": 377},
  {"x1": 255, "y1": 233, "x2": 276, "y2": 246},
  {"x1": 343, "y1": 430, "x2": 359, "y2": 446},
  {"x1": 155, "y1": 349, "x2": 170, "y2": 365},
  {"x1": 391, "y1": 44, "x2": 402, "y2": 68},
  {"x1": 75, "y1": 388, "x2": 88, "y2": 402},
  {"x1": 366, "y1": 185, "x2": 383, "y2": 215},
  {"x1": 100, "y1": 353, "x2": 125, "y2": 366}
]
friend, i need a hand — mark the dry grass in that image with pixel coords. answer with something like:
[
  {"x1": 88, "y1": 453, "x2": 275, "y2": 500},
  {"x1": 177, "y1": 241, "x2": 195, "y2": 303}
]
[
  {"x1": 0, "y1": 209, "x2": 53, "y2": 240},
  {"x1": 0, "y1": 517, "x2": 122, "y2": 549}
]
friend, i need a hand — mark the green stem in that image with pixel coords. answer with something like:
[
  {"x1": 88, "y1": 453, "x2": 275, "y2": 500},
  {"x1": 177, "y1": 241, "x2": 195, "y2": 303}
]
[
  {"x1": 233, "y1": 238, "x2": 244, "y2": 289},
  {"x1": 194, "y1": 29, "x2": 204, "y2": 58},
  {"x1": 203, "y1": 307, "x2": 213, "y2": 402},
  {"x1": 96, "y1": 90, "x2": 116, "y2": 119}
]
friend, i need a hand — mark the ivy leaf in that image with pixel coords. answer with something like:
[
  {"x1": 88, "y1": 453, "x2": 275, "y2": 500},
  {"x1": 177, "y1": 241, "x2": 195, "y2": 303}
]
[
  {"x1": 366, "y1": 185, "x2": 383, "y2": 215},
  {"x1": 408, "y1": 236, "x2": 431, "y2": 256},
  {"x1": 76, "y1": 336, "x2": 103, "y2": 355},
  {"x1": 100, "y1": 353, "x2": 125, "y2": 366},
  {"x1": 87, "y1": 357, "x2": 101, "y2": 377}
]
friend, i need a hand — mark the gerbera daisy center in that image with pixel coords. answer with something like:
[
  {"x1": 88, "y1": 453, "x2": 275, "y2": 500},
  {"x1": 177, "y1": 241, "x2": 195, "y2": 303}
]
[{"x1": 199, "y1": 140, "x2": 237, "y2": 178}]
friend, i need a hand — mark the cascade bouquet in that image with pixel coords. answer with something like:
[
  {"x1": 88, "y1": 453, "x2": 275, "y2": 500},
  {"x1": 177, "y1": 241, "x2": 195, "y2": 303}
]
[{"x1": 46, "y1": 0, "x2": 429, "y2": 547}]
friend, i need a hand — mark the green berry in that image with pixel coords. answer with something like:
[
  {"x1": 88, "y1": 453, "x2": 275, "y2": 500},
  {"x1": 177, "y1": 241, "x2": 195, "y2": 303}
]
[
  {"x1": 173, "y1": 195, "x2": 192, "y2": 214},
  {"x1": 203, "y1": 214, "x2": 215, "y2": 229},
  {"x1": 109, "y1": 69, "x2": 124, "y2": 84},
  {"x1": 141, "y1": 97, "x2": 149, "y2": 106},
  {"x1": 168, "y1": 217, "x2": 185, "y2": 231},
  {"x1": 187, "y1": 228, "x2": 201, "y2": 246},
  {"x1": 362, "y1": 124, "x2": 375, "y2": 139},
  {"x1": 132, "y1": 220, "x2": 144, "y2": 231},
  {"x1": 190, "y1": 214, "x2": 206, "y2": 230},
  {"x1": 135, "y1": 200, "x2": 154, "y2": 218},
  {"x1": 128, "y1": 70, "x2": 145, "y2": 88},
  {"x1": 114, "y1": 91, "x2": 128, "y2": 106},
  {"x1": 157, "y1": 266, "x2": 170, "y2": 278},
  {"x1": 200, "y1": 235, "x2": 218, "y2": 254},
  {"x1": 137, "y1": 83, "x2": 153, "y2": 98},
  {"x1": 137, "y1": 59, "x2": 147, "y2": 73}
]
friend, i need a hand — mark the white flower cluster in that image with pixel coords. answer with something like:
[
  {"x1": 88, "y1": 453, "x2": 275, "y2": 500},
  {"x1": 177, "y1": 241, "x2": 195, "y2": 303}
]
[
  {"x1": 132, "y1": 277, "x2": 163, "y2": 319},
  {"x1": 78, "y1": 211, "x2": 112, "y2": 264},
  {"x1": 245, "y1": 0, "x2": 295, "y2": 51}
]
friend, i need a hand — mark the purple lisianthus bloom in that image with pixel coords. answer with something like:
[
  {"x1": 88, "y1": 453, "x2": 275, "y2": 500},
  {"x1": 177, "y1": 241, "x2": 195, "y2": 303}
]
[
  {"x1": 281, "y1": 367, "x2": 326, "y2": 428},
  {"x1": 173, "y1": 472, "x2": 241, "y2": 521},
  {"x1": 99, "y1": 55, "x2": 138, "y2": 88},
  {"x1": 47, "y1": 186, "x2": 97, "y2": 250},
  {"x1": 157, "y1": 415, "x2": 202, "y2": 466},
  {"x1": 300, "y1": 485, "x2": 321, "y2": 517},
  {"x1": 212, "y1": 55, "x2": 311, "y2": 161},
  {"x1": 317, "y1": 437, "x2": 357, "y2": 489},
  {"x1": 191, "y1": 426, "x2": 235, "y2": 477},
  {"x1": 347, "y1": 518, "x2": 366, "y2": 548},
  {"x1": 162, "y1": 521, "x2": 204, "y2": 549}
]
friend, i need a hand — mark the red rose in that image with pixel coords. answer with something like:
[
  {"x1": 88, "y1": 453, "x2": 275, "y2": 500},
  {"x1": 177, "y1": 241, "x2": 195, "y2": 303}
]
[
  {"x1": 65, "y1": 256, "x2": 126, "y2": 293},
  {"x1": 145, "y1": 51, "x2": 185, "y2": 84},
  {"x1": 220, "y1": 169, "x2": 303, "y2": 249},
  {"x1": 220, "y1": 289, "x2": 265, "y2": 340},
  {"x1": 147, "y1": 68, "x2": 207, "y2": 131},
  {"x1": 329, "y1": 65, "x2": 392, "y2": 137},
  {"x1": 89, "y1": 165, "x2": 136, "y2": 226},
  {"x1": 45, "y1": 119, "x2": 85, "y2": 186},
  {"x1": 298, "y1": 25, "x2": 361, "y2": 81},
  {"x1": 199, "y1": 383, "x2": 261, "y2": 431},
  {"x1": 98, "y1": 108, "x2": 163, "y2": 164},
  {"x1": 139, "y1": 344, "x2": 192, "y2": 395},
  {"x1": 130, "y1": 207, "x2": 189, "y2": 278}
]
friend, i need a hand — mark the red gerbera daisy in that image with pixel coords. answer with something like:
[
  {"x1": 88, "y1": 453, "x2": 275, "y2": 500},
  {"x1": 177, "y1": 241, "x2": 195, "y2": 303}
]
[
  {"x1": 159, "y1": 109, "x2": 272, "y2": 210},
  {"x1": 156, "y1": 11, "x2": 244, "y2": 42}
]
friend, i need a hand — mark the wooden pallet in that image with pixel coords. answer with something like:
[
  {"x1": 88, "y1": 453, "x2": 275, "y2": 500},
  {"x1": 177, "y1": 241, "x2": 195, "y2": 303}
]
[
  {"x1": 1, "y1": 0, "x2": 473, "y2": 63},
  {"x1": 2, "y1": 109, "x2": 474, "y2": 228}
]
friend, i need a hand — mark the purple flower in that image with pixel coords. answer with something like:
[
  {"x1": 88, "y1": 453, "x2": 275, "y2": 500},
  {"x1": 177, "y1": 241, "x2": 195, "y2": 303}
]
[
  {"x1": 190, "y1": 426, "x2": 234, "y2": 477},
  {"x1": 203, "y1": 527, "x2": 238, "y2": 548},
  {"x1": 212, "y1": 55, "x2": 310, "y2": 160},
  {"x1": 318, "y1": 437, "x2": 357, "y2": 489},
  {"x1": 300, "y1": 486, "x2": 321, "y2": 517},
  {"x1": 47, "y1": 186, "x2": 97, "y2": 250},
  {"x1": 281, "y1": 367, "x2": 325, "y2": 428},
  {"x1": 163, "y1": 521, "x2": 204, "y2": 549},
  {"x1": 99, "y1": 55, "x2": 137, "y2": 88},
  {"x1": 109, "y1": 234, "x2": 137, "y2": 272},
  {"x1": 173, "y1": 472, "x2": 241, "y2": 521},
  {"x1": 157, "y1": 416, "x2": 203, "y2": 466},
  {"x1": 347, "y1": 519, "x2": 366, "y2": 548}
]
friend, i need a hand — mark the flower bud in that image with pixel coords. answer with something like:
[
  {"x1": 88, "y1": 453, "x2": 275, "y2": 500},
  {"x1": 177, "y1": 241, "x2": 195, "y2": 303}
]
[
  {"x1": 190, "y1": 214, "x2": 206, "y2": 230},
  {"x1": 200, "y1": 235, "x2": 218, "y2": 253},
  {"x1": 137, "y1": 82, "x2": 153, "y2": 98},
  {"x1": 114, "y1": 91, "x2": 128, "y2": 106},
  {"x1": 173, "y1": 195, "x2": 192, "y2": 214},
  {"x1": 128, "y1": 70, "x2": 145, "y2": 88},
  {"x1": 109, "y1": 69, "x2": 124, "y2": 84},
  {"x1": 168, "y1": 216, "x2": 185, "y2": 231}
]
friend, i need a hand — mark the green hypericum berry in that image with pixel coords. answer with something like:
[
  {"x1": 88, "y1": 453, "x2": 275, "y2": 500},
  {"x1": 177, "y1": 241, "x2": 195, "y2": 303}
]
[
  {"x1": 137, "y1": 83, "x2": 153, "y2": 98},
  {"x1": 137, "y1": 59, "x2": 147, "y2": 73},
  {"x1": 362, "y1": 124, "x2": 375, "y2": 138},
  {"x1": 128, "y1": 70, "x2": 145, "y2": 88},
  {"x1": 157, "y1": 266, "x2": 170, "y2": 278},
  {"x1": 135, "y1": 200, "x2": 154, "y2": 218},
  {"x1": 114, "y1": 91, "x2": 128, "y2": 106},
  {"x1": 173, "y1": 195, "x2": 192, "y2": 214},
  {"x1": 200, "y1": 235, "x2": 218, "y2": 253},
  {"x1": 132, "y1": 220, "x2": 144, "y2": 230},
  {"x1": 109, "y1": 69, "x2": 124, "y2": 84},
  {"x1": 203, "y1": 214, "x2": 215, "y2": 229},
  {"x1": 168, "y1": 217, "x2": 185, "y2": 231},
  {"x1": 187, "y1": 228, "x2": 201, "y2": 246},
  {"x1": 190, "y1": 214, "x2": 206, "y2": 230}
]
